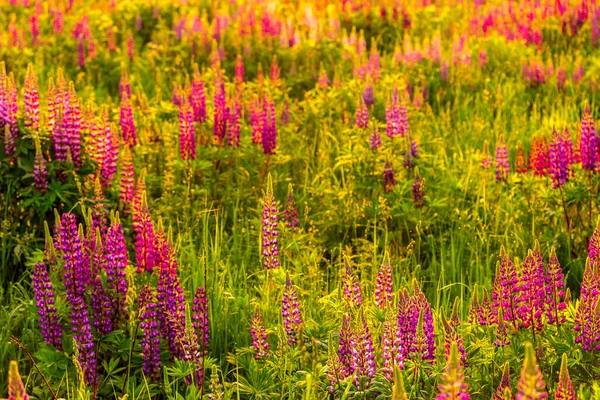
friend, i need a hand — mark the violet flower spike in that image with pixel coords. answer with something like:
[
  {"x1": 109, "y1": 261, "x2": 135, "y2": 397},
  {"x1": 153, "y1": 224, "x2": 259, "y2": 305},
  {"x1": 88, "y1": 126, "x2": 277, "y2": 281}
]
[
  {"x1": 32, "y1": 262, "x2": 62, "y2": 349},
  {"x1": 282, "y1": 276, "x2": 302, "y2": 345},
  {"x1": 139, "y1": 284, "x2": 161, "y2": 380},
  {"x1": 250, "y1": 307, "x2": 270, "y2": 360}
]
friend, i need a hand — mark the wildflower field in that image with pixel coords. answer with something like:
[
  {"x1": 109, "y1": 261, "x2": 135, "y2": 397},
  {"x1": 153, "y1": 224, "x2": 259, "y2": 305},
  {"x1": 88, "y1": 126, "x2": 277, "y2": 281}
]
[{"x1": 1, "y1": 0, "x2": 600, "y2": 398}]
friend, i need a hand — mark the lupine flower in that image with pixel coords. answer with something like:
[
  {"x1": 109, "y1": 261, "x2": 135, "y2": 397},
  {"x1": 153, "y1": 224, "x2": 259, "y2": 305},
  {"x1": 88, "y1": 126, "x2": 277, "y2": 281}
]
[
  {"x1": 516, "y1": 141, "x2": 528, "y2": 173},
  {"x1": 261, "y1": 178, "x2": 280, "y2": 270},
  {"x1": 4, "y1": 74, "x2": 18, "y2": 156},
  {"x1": 442, "y1": 302, "x2": 467, "y2": 366},
  {"x1": 495, "y1": 135, "x2": 510, "y2": 182},
  {"x1": 33, "y1": 262, "x2": 62, "y2": 349},
  {"x1": 562, "y1": 127, "x2": 575, "y2": 169},
  {"x1": 270, "y1": 55, "x2": 280, "y2": 84},
  {"x1": 386, "y1": 88, "x2": 401, "y2": 138},
  {"x1": 382, "y1": 308, "x2": 401, "y2": 379},
  {"x1": 343, "y1": 263, "x2": 362, "y2": 307},
  {"x1": 235, "y1": 54, "x2": 245, "y2": 85},
  {"x1": 120, "y1": 94, "x2": 136, "y2": 147},
  {"x1": 412, "y1": 280, "x2": 435, "y2": 362},
  {"x1": 24, "y1": 64, "x2": 39, "y2": 131},
  {"x1": 191, "y1": 65, "x2": 206, "y2": 123},
  {"x1": 282, "y1": 276, "x2": 302, "y2": 345},
  {"x1": 530, "y1": 136, "x2": 550, "y2": 176},
  {"x1": 580, "y1": 106, "x2": 596, "y2": 171},
  {"x1": 171, "y1": 84, "x2": 182, "y2": 106},
  {"x1": 71, "y1": 295, "x2": 97, "y2": 386},
  {"x1": 384, "y1": 161, "x2": 396, "y2": 193},
  {"x1": 90, "y1": 276, "x2": 113, "y2": 335},
  {"x1": 7, "y1": 361, "x2": 29, "y2": 400},
  {"x1": 574, "y1": 259, "x2": 600, "y2": 350},
  {"x1": 119, "y1": 68, "x2": 132, "y2": 99},
  {"x1": 60, "y1": 213, "x2": 89, "y2": 302},
  {"x1": 413, "y1": 172, "x2": 425, "y2": 208},
  {"x1": 515, "y1": 247, "x2": 546, "y2": 334},
  {"x1": 250, "y1": 99, "x2": 263, "y2": 145},
  {"x1": 338, "y1": 313, "x2": 355, "y2": 377},
  {"x1": 352, "y1": 315, "x2": 377, "y2": 387},
  {"x1": 207, "y1": 365, "x2": 225, "y2": 400},
  {"x1": 494, "y1": 362, "x2": 513, "y2": 400},
  {"x1": 179, "y1": 99, "x2": 196, "y2": 160},
  {"x1": 33, "y1": 142, "x2": 48, "y2": 194},
  {"x1": 192, "y1": 287, "x2": 210, "y2": 351},
  {"x1": 101, "y1": 120, "x2": 119, "y2": 187},
  {"x1": 494, "y1": 310, "x2": 511, "y2": 347},
  {"x1": 262, "y1": 96, "x2": 277, "y2": 155},
  {"x1": 77, "y1": 37, "x2": 86, "y2": 67},
  {"x1": 437, "y1": 342, "x2": 470, "y2": 400},
  {"x1": 492, "y1": 246, "x2": 518, "y2": 324},
  {"x1": 374, "y1": 258, "x2": 393, "y2": 309},
  {"x1": 481, "y1": 140, "x2": 493, "y2": 169},
  {"x1": 119, "y1": 149, "x2": 135, "y2": 208},
  {"x1": 516, "y1": 343, "x2": 547, "y2": 400},
  {"x1": 213, "y1": 76, "x2": 227, "y2": 143},
  {"x1": 363, "y1": 80, "x2": 375, "y2": 107},
  {"x1": 549, "y1": 129, "x2": 569, "y2": 189},
  {"x1": 283, "y1": 186, "x2": 299, "y2": 231},
  {"x1": 554, "y1": 354, "x2": 575, "y2": 400},
  {"x1": 356, "y1": 97, "x2": 369, "y2": 129},
  {"x1": 226, "y1": 101, "x2": 241, "y2": 148},
  {"x1": 134, "y1": 203, "x2": 157, "y2": 274},
  {"x1": 139, "y1": 284, "x2": 161, "y2": 380},
  {"x1": 370, "y1": 125, "x2": 381, "y2": 150},
  {"x1": 250, "y1": 307, "x2": 270, "y2": 359},
  {"x1": 545, "y1": 247, "x2": 566, "y2": 326},
  {"x1": 410, "y1": 137, "x2": 419, "y2": 157},
  {"x1": 397, "y1": 288, "x2": 418, "y2": 362},
  {"x1": 63, "y1": 84, "x2": 82, "y2": 167},
  {"x1": 104, "y1": 219, "x2": 128, "y2": 319}
]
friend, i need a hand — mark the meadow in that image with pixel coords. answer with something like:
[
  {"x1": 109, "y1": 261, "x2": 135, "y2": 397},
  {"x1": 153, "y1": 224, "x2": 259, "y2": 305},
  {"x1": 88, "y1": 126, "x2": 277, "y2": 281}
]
[{"x1": 0, "y1": 0, "x2": 599, "y2": 398}]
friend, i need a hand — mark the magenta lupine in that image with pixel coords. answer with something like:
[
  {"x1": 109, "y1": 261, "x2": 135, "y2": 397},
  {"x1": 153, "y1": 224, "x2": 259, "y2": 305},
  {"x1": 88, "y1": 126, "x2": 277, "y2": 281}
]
[
  {"x1": 374, "y1": 259, "x2": 393, "y2": 309},
  {"x1": 139, "y1": 284, "x2": 161, "y2": 380},
  {"x1": 119, "y1": 149, "x2": 135, "y2": 208},
  {"x1": 226, "y1": 101, "x2": 241, "y2": 148},
  {"x1": 545, "y1": 248, "x2": 566, "y2": 326},
  {"x1": 4, "y1": 74, "x2": 17, "y2": 156},
  {"x1": 356, "y1": 97, "x2": 369, "y2": 129},
  {"x1": 250, "y1": 99, "x2": 263, "y2": 145},
  {"x1": 46, "y1": 77, "x2": 57, "y2": 134},
  {"x1": 120, "y1": 94, "x2": 137, "y2": 147},
  {"x1": 101, "y1": 119, "x2": 119, "y2": 186},
  {"x1": 370, "y1": 125, "x2": 381, "y2": 150},
  {"x1": 412, "y1": 281, "x2": 436, "y2": 362},
  {"x1": 352, "y1": 315, "x2": 376, "y2": 387},
  {"x1": 104, "y1": 220, "x2": 128, "y2": 318},
  {"x1": 60, "y1": 213, "x2": 89, "y2": 302},
  {"x1": 437, "y1": 342, "x2": 470, "y2": 400},
  {"x1": 580, "y1": 107, "x2": 597, "y2": 171},
  {"x1": 70, "y1": 296, "x2": 97, "y2": 386},
  {"x1": 549, "y1": 129, "x2": 569, "y2": 189},
  {"x1": 77, "y1": 37, "x2": 86, "y2": 67},
  {"x1": 235, "y1": 54, "x2": 245, "y2": 85},
  {"x1": 179, "y1": 100, "x2": 196, "y2": 160},
  {"x1": 363, "y1": 80, "x2": 375, "y2": 107},
  {"x1": 385, "y1": 88, "x2": 401, "y2": 138},
  {"x1": 381, "y1": 308, "x2": 402, "y2": 380},
  {"x1": 90, "y1": 276, "x2": 113, "y2": 335},
  {"x1": 494, "y1": 311, "x2": 511, "y2": 347},
  {"x1": 573, "y1": 259, "x2": 600, "y2": 350},
  {"x1": 134, "y1": 204, "x2": 157, "y2": 274},
  {"x1": 250, "y1": 307, "x2": 270, "y2": 360},
  {"x1": 413, "y1": 173, "x2": 425, "y2": 208},
  {"x1": 283, "y1": 187, "x2": 299, "y2": 231},
  {"x1": 192, "y1": 287, "x2": 210, "y2": 351},
  {"x1": 343, "y1": 263, "x2": 362, "y2": 307},
  {"x1": 24, "y1": 64, "x2": 39, "y2": 131},
  {"x1": 33, "y1": 144, "x2": 48, "y2": 194},
  {"x1": 33, "y1": 262, "x2": 62, "y2": 349},
  {"x1": 213, "y1": 76, "x2": 227, "y2": 143},
  {"x1": 262, "y1": 97, "x2": 277, "y2": 155},
  {"x1": 397, "y1": 288, "x2": 418, "y2": 362},
  {"x1": 261, "y1": 180, "x2": 280, "y2": 270},
  {"x1": 492, "y1": 247, "x2": 519, "y2": 324},
  {"x1": 384, "y1": 161, "x2": 396, "y2": 193},
  {"x1": 171, "y1": 84, "x2": 182, "y2": 106},
  {"x1": 494, "y1": 363, "x2": 513, "y2": 400},
  {"x1": 282, "y1": 276, "x2": 302, "y2": 345},
  {"x1": 516, "y1": 343, "x2": 547, "y2": 400},
  {"x1": 554, "y1": 354, "x2": 575, "y2": 400},
  {"x1": 515, "y1": 248, "x2": 546, "y2": 334},
  {"x1": 496, "y1": 135, "x2": 510, "y2": 182},
  {"x1": 119, "y1": 68, "x2": 132, "y2": 99},
  {"x1": 0, "y1": 63, "x2": 8, "y2": 130},
  {"x1": 191, "y1": 66, "x2": 206, "y2": 123},
  {"x1": 338, "y1": 313, "x2": 355, "y2": 377}
]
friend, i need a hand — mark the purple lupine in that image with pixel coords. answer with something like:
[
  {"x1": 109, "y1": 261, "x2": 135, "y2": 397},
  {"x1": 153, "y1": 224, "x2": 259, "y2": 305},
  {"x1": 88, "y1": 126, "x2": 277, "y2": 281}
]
[
  {"x1": 515, "y1": 247, "x2": 546, "y2": 334},
  {"x1": 226, "y1": 101, "x2": 241, "y2": 148},
  {"x1": 179, "y1": 99, "x2": 196, "y2": 160},
  {"x1": 338, "y1": 313, "x2": 355, "y2": 378},
  {"x1": 191, "y1": 66, "x2": 206, "y2": 123},
  {"x1": 549, "y1": 128, "x2": 569, "y2": 189},
  {"x1": 213, "y1": 76, "x2": 227, "y2": 144},
  {"x1": 362, "y1": 81, "x2": 375, "y2": 107},
  {"x1": 370, "y1": 125, "x2": 381, "y2": 150},
  {"x1": 555, "y1": 354, "x2": 575, "y2": 400},
  {"x1": 437, "y1": 342, "x2": 470, "y2": 400},
  {"x1": 61, "y1": 84, "x2": 82, "y2": 168},
  {"x1": 383, "y1": 161, "x2": 396, "y2": 193},
  {"x1": 381, "y1": 308, "x2": 401, "y2": 380},
  {"x1": 261, "y1": 181, "x2": 280, "y2": 270},
  {"x1": 385, "y1": 87, "x2": 401, "y2": 138},
  {"x1": 580, "y1": 106, "x2": 597, "y2": 171},
  {"x1": 545, "y1": 247, "x2": 566, "y2": 326},
  {"x1": 495, "y1": 135, "x2": 510, "y2": 182},
  {"x1": 282, "y1": 276, "x2": 302, "y2": 345},
  {"x1": 77, "y1": 37, "x2": 86, "y2": 67},
  {"x1": 374, "y1": 259, "x2": 393, "y2": 309},
  {"x1": 120, "y1": 94, "x2": 137, "y2": 147},
  {"x1": 139, "y1": 284, "x2": 161, "y2": 380},
  {"x1": 492, "y1": 246, "x2": 518, "y2": 325},
  {"x1": 412, "y1": 281, "x2": 435, "y2": 362},
  {"x1": 262, "y1": 97, "x2": 277, "y2": 155},
  {"x1": 101, "y1": 114, "x2": 119, "y2": 187},
  {"x1": 60, "y1": 213, "x2": 89, "y2": 302},
  {"x1": 33, "y1": 262, "x2": 62, "y2": 349},
  {"x1": 250, "y1": 307, "x2": 270, "y2": 360},
  {"x1": 24, "y1": 64, "x2": 39, "y2": 131},
  {"x1": 343, "y1": 263, "x2": 362, "y2": 307},
  {"x1": 71, "y1": 296, "x2": 97, "y2": 386},
  {"x1": 494, "y1": 363, "x2": 512, "y2": 400},
  {"x1": 283, "y1": 188, "x2": 299, "y2": 231},
  {"x1": 250, "y1": 99, "x2": 263, "y2": 145},
  {"x1": 516, "y1": 343, "x2": 547, "y2": 399},
  {"x1": 413, "y1": 173, "x2": 425, "y2": 208},
  {"x1": 397, "y1": 288, "x2": 418, "y2": 362},
  {"x1": 33, "y1": 144, "x2": 48, "y2": 194},
  {"x1": 104, "y1": 220, "x2": 128, "y2": 319},
  {"x1": 356, "y1": 97, "x2": 369, "y2": 129},
  {"x1": 4, "y1": 74, "x2": 18, "y2": 156},
  {"x1": 90, "y1": 276, "x2": 113, "y2": 335},
  {"x1": 0, "y1": 63, "x2": 9, "y2": 130},
  {"x1": 192, "y1": 287, "x2": 210, "y2": 351},
  {"x1": 353, "y1": 315, "x2": 376, "y2": 387},
  {"x1": 134, "y1": 205, "x2": 158, "y2": 274}
]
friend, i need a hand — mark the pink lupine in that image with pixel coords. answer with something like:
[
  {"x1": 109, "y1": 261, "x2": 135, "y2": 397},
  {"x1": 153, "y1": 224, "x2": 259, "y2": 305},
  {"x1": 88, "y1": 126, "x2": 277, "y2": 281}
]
[
  {"x1": 250, "y1": 307, "x2": 270, "y2": 360},
  {"x1": 24, "y1": 64, "x2": 39, "y2": 131},
  {"x1": 492, "y1": 246, "x2": 518, "y2": 325},
  {"x1": 261, "y1": 178, "x2": 280, "y2": 270},
  {"x1": 120, "y1": 94, "x2": 136, "y2": 148},
  {"x1": 235, "y1": 54, "x2": 245, "y2": 85},
  {"x1": 515, "y1": 246, "x2": 546, "y2": 334},
  {"x1": 356, "y1": 97, "x2": 369, "y2": 129},
  {"x1": 374, "y1": 259, "x2": 393, "y2": 309},
  {"x1": 226, "y1": 101, "x2": 241, "y2": 148},
  {"x1": 352, "y1": 315, "x2": 376, "y2": 387},
  {"x1": 343, "y1": 263, "x2": 362, "y2": 307},
  {"x1": 119, "y1": 149, "x2": 135, "y2": 208},
  {"x1": 190, "y1": 66, "x2": 206, "y2": 123},
  {"x1": 213, "y1": 76, "x2": 227, "y2": 144},
  {"x1": 179, "y1": 99, "x2": 196, "y2": 160},
  {"x1": 282, "y1": 276, "x2": 302, "y2": 345},
  {"x1": 545, "y1": 247, "x2": 566, "y2": 326}
]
